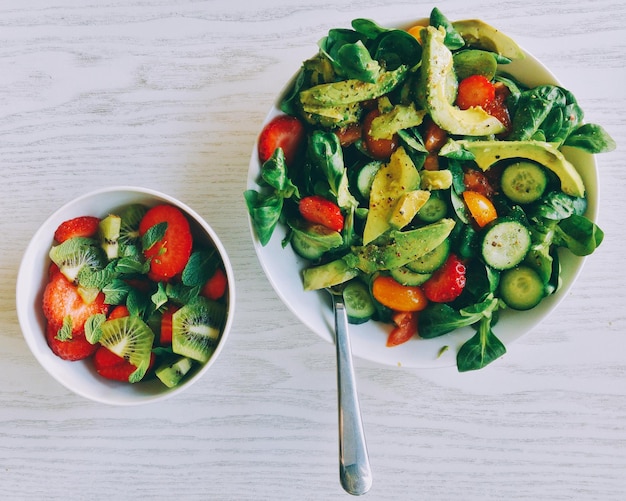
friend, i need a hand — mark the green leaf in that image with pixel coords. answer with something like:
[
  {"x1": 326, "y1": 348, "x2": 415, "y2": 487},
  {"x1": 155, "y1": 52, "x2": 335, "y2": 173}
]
[
  {"x1": 85, "y1": 313, "x2": 106, "y2": 344},
  {"x1": 554, "y1": 215, "x2": 604, "y2": 256},
  {"x1": 115, "y1": 256, "x2": 149, "y2": 275},
  {"x1": 55, "y1": 316, "x2": 73, "y2": 341},
  {"x1": 456, "y1": 317, "x2": 507, "y2": 372},
  {"x1": 244, "y1": 190, "x2": 284, "y2": 246},
  {"x1": 182, "y1": 249, "x2": 219, "y2": 287},
  {"x1": 102, "y1": 278, "x2": 133, "y2": 305},
  {"x1": 142, "y1": 221, "x2": 167, "y2": 252},
  {"x1": 430, "y1": 7, "x2": 465, "y2": 50},
  {"x1": 564, "y1": 123, "x2": 617, "y2": 153},
  {"x1": 151, "y1": 282, "x2": 169, "y2": 310}
]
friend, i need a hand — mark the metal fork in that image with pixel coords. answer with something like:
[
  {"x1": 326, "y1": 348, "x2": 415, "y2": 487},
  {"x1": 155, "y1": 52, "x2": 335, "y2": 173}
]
[{"x1": 326, "y1": 285, "x2": 372, "y2": 496}]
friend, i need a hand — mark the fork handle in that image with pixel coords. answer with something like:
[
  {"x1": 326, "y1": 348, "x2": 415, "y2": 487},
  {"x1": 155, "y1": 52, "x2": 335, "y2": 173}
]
[{"x1": 333, "y1": 297, "x2": 372, "y2": 496}]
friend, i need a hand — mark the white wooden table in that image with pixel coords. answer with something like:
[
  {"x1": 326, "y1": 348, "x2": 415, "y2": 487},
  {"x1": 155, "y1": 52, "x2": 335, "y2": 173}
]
[{"x1": 2, "y1": 1, "x2": 625, "y2": 499}]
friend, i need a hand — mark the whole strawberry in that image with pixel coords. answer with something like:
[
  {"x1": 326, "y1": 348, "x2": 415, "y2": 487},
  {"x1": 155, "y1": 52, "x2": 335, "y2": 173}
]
[{"x1": 422, "y1": 254, "x2": 467, "y2": 303}]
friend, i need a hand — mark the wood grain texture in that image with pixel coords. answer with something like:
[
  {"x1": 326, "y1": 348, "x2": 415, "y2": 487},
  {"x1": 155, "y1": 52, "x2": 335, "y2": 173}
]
[{"x1": 1, "y1": 0, "x2": 625, "y2": 499}]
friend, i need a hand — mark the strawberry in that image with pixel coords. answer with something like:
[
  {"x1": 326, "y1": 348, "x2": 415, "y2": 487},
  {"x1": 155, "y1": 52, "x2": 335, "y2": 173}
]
[
  {"x1": 159, "y1": 304, "x2": 180, "y2": 345},
  {"x1": 93, "y1": 345, "x2": 137, "y2": 381},
  {"x1": 46, "y1": 323, "x2": 98, "y2": 361},
  {"x1": 139, "y1": 204, "x2": 193, "y2": 282},
  {"x1": 455, "y1": 75, "x2": 496, "y2": 111},
  {"x1": 422, "y1": 254, "x2": 467, "y2": 303},
  {"x1": 42, "y1": 271, "x2": 109, "y2": 336},
  {"x1": 54, "y1": 216, "x2": 101, "y2": 243},
  {"x1": 298, "y1": 195, "x2": 344, "y2": 232},
  {"x1": 93, "y1": 345, "x2": 156, "y2": 382},
  {"x1": 258, "y1": 114, "x2": 305, "y2": 167},
  {"x1": 201, "y1": 267, "x2": 228, "y2": 300},
  {"x1": 108, "y1": 305, "x2": 130, "y2": 320}
]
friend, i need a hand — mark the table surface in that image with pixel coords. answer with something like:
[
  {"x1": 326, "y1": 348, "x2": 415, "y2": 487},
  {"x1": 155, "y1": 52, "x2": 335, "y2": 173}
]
[{"x1": 2, "y1": 0, "x2": 625, "y2": 499}]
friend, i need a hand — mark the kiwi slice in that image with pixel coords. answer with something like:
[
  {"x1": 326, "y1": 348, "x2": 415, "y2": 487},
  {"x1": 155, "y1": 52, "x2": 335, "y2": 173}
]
[
  {"x1": 155, "y1": 356, "x2": 194, "y2": 388},
  {"x1": 99, "y1": 316, "x2": 155, "y2": 382},
  {"x1": 118, "y1": 204, "x2": 148, "y2": 248},
  {"x1": 99, "y1": 214, "x2": 122, "y2": 260},
  {"x1": 172, "y1": 297, "x2": 225, "y2": 363},
  {"x1": 49, "y1": 237, "x2": 107, "y2": 284}
]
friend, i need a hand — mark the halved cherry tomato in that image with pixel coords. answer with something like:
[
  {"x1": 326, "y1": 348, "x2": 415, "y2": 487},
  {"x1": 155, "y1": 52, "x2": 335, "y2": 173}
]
[
  {"x1": 334, "y1": 123, "x2": 362, "y2": 147},
  {"x1": 422, "y1": 117, "x2": 448, "y2": 153},
  {"x1": 485, "y1": 81, "x2": 512, "y2": 131},
  {"x1": 362, "y1": 109, "x2": 399, "y2": 160},
  {"x1": 387, "y1": 311, "x2": 419, "y2": 347},
  {"x1": 299, "y1": 195, "x2": 344, "y2": 232},
  {"x1": 456, "y1": 75, "x2": 496, "y2": 110},
  {"x1": 463, "y1": 168, "x2": 495, "y2": 198},
  {"x1": 406, "y1": 25, "x2": 426, "y2": 43},
  {"x1": 462, "y1": 190, "x2": 498, "y2": 228},
  {"x1": 372, "y1": 275, "x2": 428, "y2": 312}
]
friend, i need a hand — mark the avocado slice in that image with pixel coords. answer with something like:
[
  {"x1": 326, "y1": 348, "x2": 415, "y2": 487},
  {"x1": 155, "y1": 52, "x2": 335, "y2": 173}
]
[
  {"x1": 299, "y1": 65, "x2": 408, "y2": 108},
  {"x1": 363, "y1": 146, "x2": 421, "y2": 244},
  {"x1": 454, "y1": 139, "x2": 586, "y2": 197},
  {"x1": 302, "y1": 256, "x2": 359, "y2": 291},
  {"x1": 417, "y1": 26, "x2": 506, "y2": 136},
  {"x1": 355, "y1": 218, "x2": 456, "y2": 273},
  {"x1": 452, "y1": 19, "x2": 525, "y2": 60}
]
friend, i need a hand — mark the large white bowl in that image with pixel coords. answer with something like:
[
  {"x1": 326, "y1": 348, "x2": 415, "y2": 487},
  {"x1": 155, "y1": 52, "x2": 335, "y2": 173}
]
[
  {"x1": 247, "y1": 20, "x2": 598, "y2": 369},
  {"x1": 16, "y1": 186, "x2": 236, "y2": 404}
]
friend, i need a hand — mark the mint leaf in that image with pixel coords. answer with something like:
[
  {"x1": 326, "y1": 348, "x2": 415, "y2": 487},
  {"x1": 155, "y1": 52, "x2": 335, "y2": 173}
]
[
  {"x1": 182, "y1": 249, "x2": 219, "y2": 287},
  {"x1": 151, "y1": 282, "x2": 168, "y2": 310},
  {"x1": 142, "y1": 222, "x2": 167, "y2": 252},
  {"x1": 55, "y1": 316, "x2": 74, "y2": 341},
  {"x1": 85, "y1": 313, "x2": 106, "y2": 344},
  {"x1": 102, "y1": 278, "x2": 133, "y2": 305}
]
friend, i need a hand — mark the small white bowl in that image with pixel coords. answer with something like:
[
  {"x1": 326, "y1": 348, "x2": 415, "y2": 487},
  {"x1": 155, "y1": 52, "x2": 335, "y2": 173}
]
[{"x1": 16, "y1": 186, "x2": 235, "y2": 405}]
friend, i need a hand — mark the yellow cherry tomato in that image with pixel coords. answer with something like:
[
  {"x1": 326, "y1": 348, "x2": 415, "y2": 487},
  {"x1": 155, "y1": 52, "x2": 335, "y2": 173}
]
[
  {"x1": 372, "y1": 275, "x2": 428, "y2": 312},
  {"x1": 462, "y1": 190, "x2": 498, "y2": 228}
]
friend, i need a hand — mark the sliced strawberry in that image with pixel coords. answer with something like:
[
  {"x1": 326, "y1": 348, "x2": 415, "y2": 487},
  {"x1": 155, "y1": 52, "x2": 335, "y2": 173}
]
[
  {"x1": 45, "y1": 323, "x2": 98, "y2": 361},
  {"x1": 422, "y1": 254, "x2": 467, "y2": 303},
  {"x1": 298, "y1": 195, "x2": 344, "y2": 232},
  {"x1": 54, "y1": 216, "x2": 101, "y2": 243},
  {"x1": 42, "y1": 272, "x2": 108, "y2": 335},
  {"x1": 48, "y1": 262, "x2": 62, "y2": 280},
  {"x1": 258, "y1": 114, "x2": 306, "y2": 167},
  {"x1": 139, "y1": 204, "x2": 193, "y2": 282},
  {"x1": 201, "y1": 267, "x2": 228, "y2": 301},
  {"x1": 387, "y1": 311, "x2": 419, "y2": 347},
  {"x1": 93, "y1": 345, "x2": 136, "y2": 381},
  {"x1": 159, "y1": 304, "x2": 180, "y2": 345},
  {"x1": 94, "y1": 345, "x2": 156, "y2": 382}
]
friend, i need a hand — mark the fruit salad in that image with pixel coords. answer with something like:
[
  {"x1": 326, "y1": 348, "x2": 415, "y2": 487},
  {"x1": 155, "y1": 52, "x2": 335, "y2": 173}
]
[
  {"x1": 245, "y1": 8, "x2": 615, "y2": 371},
  {"x1": 42, "y1": 203, "x2": 229, "y2": 388}
]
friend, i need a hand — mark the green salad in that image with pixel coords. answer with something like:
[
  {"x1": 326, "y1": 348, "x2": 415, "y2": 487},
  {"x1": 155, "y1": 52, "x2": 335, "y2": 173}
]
[{"x1": 245, "y1": 7, "x2": 615, "y2": 371}]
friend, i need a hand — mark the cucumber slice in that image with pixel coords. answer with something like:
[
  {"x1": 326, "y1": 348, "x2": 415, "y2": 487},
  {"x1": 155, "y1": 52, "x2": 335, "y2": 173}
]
[
  {"x1": 356, "y1": 161, "x2": 382, "y2": 200},
  {"x1": 342, "y1": 280, "x2": 375, "y2": 325},
  {"x1": 291, "y1": 231, "x2": 326, "y2": 260},
  {"x1": 416, "y1": 193, "x2": 448, "y2": 223},
  {"x1": 405, "y1": 239, "x2": 450, "y2": 273},
  {"x1": 501, "y1": 161, "x2": 548, "y2": 204},
  {"x1": 389, "y1": 267, "x2": 432, "y2": 286},
  {"x1": 481, "y1": 217, "x2": 531, "y2": 270},
  {"x1": 499, "y1": 265, "x2": 545, "y2": 310}
]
